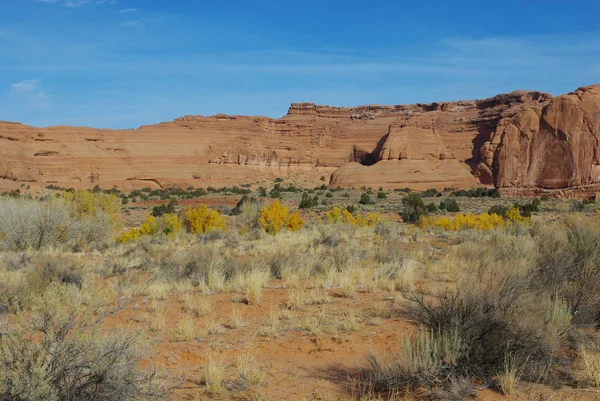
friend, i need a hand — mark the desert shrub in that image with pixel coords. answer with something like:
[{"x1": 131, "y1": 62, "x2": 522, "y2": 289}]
[
  {"x1": 59, "y1": 189, "x2": 120, "y2": 227},
  {"x1": 151, "y1": 199, "x2": 177, "y2": 217},
  {"x1": 570, "y1": 199, "x2": 594, "y2": 212},
  {"x1": 0, "y1": 197, "x2": 112, "y2": 251},
  {"x1": 377, "y1": 235, "x2": 573, "y2": 394},
  {"x1": 400, "y1": 194, "x2": 427, "y2": 223},
  {"x1": 343, "y1": 210, "x2": 381, "y2": 227},
  {"x1": 257, "y1": 187, "x2": 267, "y2": 197},
  {"x1": 377, "y1": 191, "x2": 387, "y2": 200},
  {"x1": 0, "y1": 284, "x2": 167, "y2": 400},
  {"x1": 439, "y1": 198, "x2": 460, "y2": 213},
  {"x1": 259, "y1": 201, "x2": 304, "y2": 234},
  {"x1": 368, "y1": 329, "x2": 466, "y2": 390},
  {"x1": 286, "y1": 212, "x2": 304, "y2": 232},
  {"x1": 36, "y1": 253, "x2": 85, "y2": 289},
  {"x1": 426, "y1": 202, "x2": 437, "y2": 213},
  {"x1": 359, "y1": 193, "x2": 374, "y2": 205},
  {"x1": 299, "y1": 192, "x2": 319, "y2": 209},
  {"x1": 422, "y1": 188, "x2": 441, "y2": 198},
  {"x1": 230, "y1": 195, "x2": 256, "y2": 216},
  {"x1": 161, "y1": 213, "x2": 182, "y2": 237},
  {"x1": 325, "y1": 206, "x2": 342, "y2": 223},
  {"x1": 235, "y1": 198, "x2": 262, "y2": 233},
  {"x1": 259, "y1": 201, "x2": 288, "y2": 234},
  {"x1": 541, "y1": 194, "x2": 550, "y2": 201},
  {"x1": 117, "y1": 214, "x2": 182, "y2": 243},
  {"x1": 513, "y1": 198, "x2": 541, "y2": 217},
  {"x1": 346, "y1": 204, "x2": 357, "y2": 214},
  {"x1": 182, "y1": 204, "x2": 227, "y2": 234},
  {"x1": 420, "y1": 213, "x2": 505, "y2": 231},
  {"x1": 451, "y1": 188, "x2": 500, "y2": 198},
  {"x1": 533, "y1": 218, "x2": 600, "y2": 324},
  {"x1": 325, "y1": 192, "x2": 333, "y2": 198},
  {"x1": 488, "y1": 204, "x2": 509, "y2": 217}
]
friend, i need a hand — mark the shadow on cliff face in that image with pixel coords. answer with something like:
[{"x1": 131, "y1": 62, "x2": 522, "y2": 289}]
[
  {"x1": 468, "y1": 121, "x2": 497, "y2": 185},
  {"x1": 350, "y1": 132, "x2": 390, "y2": 166}
]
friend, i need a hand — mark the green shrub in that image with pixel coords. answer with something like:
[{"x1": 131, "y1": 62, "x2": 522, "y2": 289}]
[
  {"x1": 230, "y1": 195, "x2": 257, "y2": 216},
  {"x1": 426, "y1": 202, "x2": 437, "y2": 213},
  {"x1": 451, "y1": 188, "x2": 500, "y2": 198},
  {"x1": 151, "y1": 199, "x2": 177, "y2": 217},
  {"x1": 401, "y1": 194, "x2": 427, "y2": 223},
  {"x1": 439, "y1": 198, "x2": 460, "y2": 213},
  {"x1": 299, "y1": 192, "x2": 319, "y2": 209},
  {"x1": 422, "y1": 188, "x2": 441, "y2": 198},
  {"x1": 0, "y1": 285, "x2": 168, "y2": 400},
  {"x1": 359, "y1": 193, "x2": 374, "y2": 205},
  {"x1": 346, "y1": 205, "x2": 357, "y2": 214},
  {"x1": 488, "y1": 205, "x2": 509, "y2": 218},
  {"x1": 377, "y1": 191, "x2": 387, "y2": 200}
]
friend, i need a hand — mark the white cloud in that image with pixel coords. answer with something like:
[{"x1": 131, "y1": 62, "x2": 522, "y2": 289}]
[
  {"x1": 9, "y1": 79, "x2": 48, "y2": 107},
  {"x1": 120, "y1": 8, "x2": 136, "y2": 13},
  {"x1": 34, "y1": 0, "x2": 117, "y2": 7},
  {"x1": 10, "y1": 79, "x2": 41, "y2": 94},
  {"x1": 122, "y1": 20, "x2": 141, "y2": 27}
]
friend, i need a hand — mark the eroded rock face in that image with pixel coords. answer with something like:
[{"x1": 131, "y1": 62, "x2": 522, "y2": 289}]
[
  {"x1": 1, "y1": 85, "x2": 598, "y2": 191},
  {"x1": 473, "y1": 85, "x2": 600, "y2": 189}
]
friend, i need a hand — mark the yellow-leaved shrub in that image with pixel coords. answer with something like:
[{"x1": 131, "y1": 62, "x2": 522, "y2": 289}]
[
  {"x1": 420, "y1": 212, "x2": 505, "y2": 231},
  {"x1": 286, "y1": 212, "x2": 304, "y2": 232},
  {"x1": 59, "y1": 189, "x2": 120, "y2": 227},
  {"x1": 325, "y1": 206, "x2": 342, "y2": 223},
  {"x1": 259, "y1": 201, "x2": 304, "y2": 234},
  {"x1": 182, "y1": 204, "x2": 226, "y2": 234},
  {"x1": 325, "y1": 207, "x2": 381, "y2": 227},
  {"x1": 117, "y1": 213, "x2": 183, "y2": 243},
  {"x1": 505, "y1": 207, "x2": 528, "y2": 223}
]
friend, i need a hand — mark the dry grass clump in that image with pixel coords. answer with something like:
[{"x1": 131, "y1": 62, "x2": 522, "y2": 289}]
[
  {"x1": 226, "y1": 306, "x2": 248, "y2": 329},
  {"x1": 0, "y1": 284, "x2": 167, "y2": 400},
  {"x1": 182, "y1": 294, "x2": 211, "y2": 317},
  {"x1": 367, "y1": 220, "x2": 600, "y2": 396},
  {"x1": 579, "y1": 345, "x2": 600, "y2": 388},
  {"x1": 0, "y1": 196, "x2": 113, "y2": 251},
  {"x1": 235, "y1": 350, "x2": 266, "y2": 386},
  {"x1": 201, "y1": 351, "x2": 226, "y2": 395},
  {"x1": 244, "y1": 269, "x2": 270, "y2": 305},
  {"x1": 176, "y1": 314, "x2": 198, "y2": 341}
]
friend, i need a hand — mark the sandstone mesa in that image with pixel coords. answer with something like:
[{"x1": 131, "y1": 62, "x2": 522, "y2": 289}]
[{"x1": 0, "y1": 84, "x2": 598, "y2": 192}]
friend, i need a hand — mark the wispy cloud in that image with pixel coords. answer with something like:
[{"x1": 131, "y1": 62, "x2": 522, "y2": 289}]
[
  {"x1": 122, "y1": 20, "x2": 141, "y2": 27},
  {"x1": 34, "y1": 0, "x2": 117, "y2": 7},
  {"x1": 119, "y1": 8, "x2": 136, "y2": 13},
  {"x1": 8, "y1": 79, "x2": 48, "y2": 109}
]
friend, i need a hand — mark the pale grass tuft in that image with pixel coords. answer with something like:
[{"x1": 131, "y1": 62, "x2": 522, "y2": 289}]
[
  {"x1": 203, "y1": 351, "x2": 226, "y2": 395},
  {"x1": 258, "y1": 308, "x2": 280, "y2": 337},
  {"x1": 182, "y1": 294, "x2": 211, "y2": 317},
  {"x1": 498, "y1": 352, "x2": 526, "y2": 395},
  {"x1": 235, "y1": 350, "x2": 266, "y2": 386},
  {"x1": 339, "y1": 310, "x2": 361, "y2": 332},
  {"x1": 145, "y1": 282, "x2": 171, "y2": 300},
  {"x1": 226, "y1": 306, "x2": 248, "y2": 329},
  {"x1": 286, "y1": 289, "x2": 307, "y2": 310},
  {"x1": 339, "y1": 272, "x2": 356, "y2": 298},
  {"x1": 176, "y1": 314, "x2": 198, "y2": 341},
  {"x1": 580, "y1": 345, "x2": 600, "y2": 388},
  {"x1": 204, "y1": 319, "x2": 226, "y2": 336},
  {"x1": 244, "y1": 270, "x2": 270, "y2": 305},
  {"x1": 147, "y1": 307, "x2": 165, "y2": 333},
  {"x1": 206, "y1": 267, "x2": 226, "y2": 293}
]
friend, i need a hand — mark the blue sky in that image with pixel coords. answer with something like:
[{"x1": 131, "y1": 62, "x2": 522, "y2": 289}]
[{"x1": 0, "y1": 0, "x2": 599, "y2": 128}]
